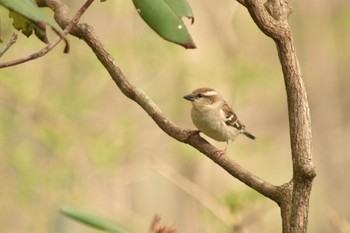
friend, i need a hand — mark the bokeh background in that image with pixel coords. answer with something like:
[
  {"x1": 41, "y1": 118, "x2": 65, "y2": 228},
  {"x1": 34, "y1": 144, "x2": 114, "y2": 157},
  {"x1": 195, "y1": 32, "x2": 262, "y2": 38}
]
[{"x1": 0, "y1": 0, "x2": 349, "y2": 232}]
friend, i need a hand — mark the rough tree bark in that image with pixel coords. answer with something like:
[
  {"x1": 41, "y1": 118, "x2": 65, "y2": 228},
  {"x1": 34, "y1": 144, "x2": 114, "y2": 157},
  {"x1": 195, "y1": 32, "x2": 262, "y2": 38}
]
[
  {"x1": 236, "y1": 0, "x2": 317, "y2": 232},
  {"x1": 38, "y1": 0, "x2": 316, "y2": 232}
]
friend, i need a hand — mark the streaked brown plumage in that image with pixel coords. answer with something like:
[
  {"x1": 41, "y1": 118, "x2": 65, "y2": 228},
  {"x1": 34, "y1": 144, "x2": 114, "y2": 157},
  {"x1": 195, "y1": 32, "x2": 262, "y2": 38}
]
[{"x1": 184, "y1": 88, "x2": 255, "y2": 150}]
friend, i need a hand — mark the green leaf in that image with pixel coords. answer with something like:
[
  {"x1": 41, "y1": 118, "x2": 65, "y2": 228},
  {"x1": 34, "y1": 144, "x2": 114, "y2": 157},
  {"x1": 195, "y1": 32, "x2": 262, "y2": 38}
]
[
  {"x1": 163, "y1": 0, "x2": 194, "y2": 23},
  {"x1": 0, "y1": 0, "x2": 64, "y2": 42},
  {"x1": 61, "y1": 206, "x2": 130, "y2": 233},
  {"x1": 9, "y1": 10, "x2": 49, "y2": 43},
  {"x1": 132, "y1": 0, "x2": 196, "y2": 49}
]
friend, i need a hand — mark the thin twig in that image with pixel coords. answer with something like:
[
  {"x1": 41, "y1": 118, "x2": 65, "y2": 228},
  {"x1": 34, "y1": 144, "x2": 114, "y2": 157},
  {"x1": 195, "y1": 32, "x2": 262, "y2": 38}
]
[
  {"x1": 64, "y1": 0, "x2": 94, "y2": 33},
  {"x1": 0, "y1": 33, "x2": 62, "y2": 68},
  {"x1": 0, "y1": 33, "x2": 18, "y2": 58},
  {"x1": 0, "y1": 0, "x2": 94, "y2": 68}
]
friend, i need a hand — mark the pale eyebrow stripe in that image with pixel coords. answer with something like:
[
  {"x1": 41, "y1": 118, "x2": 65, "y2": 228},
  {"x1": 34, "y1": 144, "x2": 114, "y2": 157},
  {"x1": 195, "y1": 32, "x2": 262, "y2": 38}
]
[{"x1": 202, "y1": 90, "x2": 217, "y2": 96}]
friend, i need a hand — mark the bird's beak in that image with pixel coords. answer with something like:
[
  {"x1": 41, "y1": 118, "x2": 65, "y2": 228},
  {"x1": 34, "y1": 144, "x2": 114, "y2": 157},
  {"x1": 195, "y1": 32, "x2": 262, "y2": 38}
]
[{"x1": 183, "y1": 93, "x2": 194, "y2": 101}]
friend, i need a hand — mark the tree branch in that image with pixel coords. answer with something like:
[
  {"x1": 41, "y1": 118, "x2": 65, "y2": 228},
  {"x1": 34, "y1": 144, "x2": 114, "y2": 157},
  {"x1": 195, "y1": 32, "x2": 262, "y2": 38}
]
[
  {"x1": 239, "y1": 0, "x2": 316, "y2": 232},
  {"x1": 41, "y1": 0, "x2": 281, "y2": 203}
]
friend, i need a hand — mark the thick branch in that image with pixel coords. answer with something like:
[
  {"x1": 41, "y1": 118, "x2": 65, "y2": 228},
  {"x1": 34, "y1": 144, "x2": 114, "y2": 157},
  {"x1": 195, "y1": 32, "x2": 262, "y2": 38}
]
[
  {"x1": 243, "y1": 0, "x2": 289, "y2": 40},
  {"x1": 276, "y1": 36, "x2": 315, "y2": 232},
  {"x1": 240, "y1": 0, "x2": 316, "y2": 232},
  {"x1": 42, "y1": 0, "x2": 280, "y2": 203},
  {"x1": 242, "y1": 0, "x2": 316, "y2": 181}
]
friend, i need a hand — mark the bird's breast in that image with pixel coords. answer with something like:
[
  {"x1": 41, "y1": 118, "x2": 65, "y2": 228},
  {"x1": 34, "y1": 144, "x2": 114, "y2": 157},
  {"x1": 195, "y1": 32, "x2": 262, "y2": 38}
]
[{"x1": 191, "y1": 108, "x2": 239, "y2": 142}]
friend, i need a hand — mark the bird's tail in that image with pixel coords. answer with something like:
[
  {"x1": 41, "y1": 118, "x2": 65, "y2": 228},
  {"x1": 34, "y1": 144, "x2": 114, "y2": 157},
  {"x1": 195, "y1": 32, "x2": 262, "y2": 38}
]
[{"x1": 243, "y1": 130, "x2": 256, "y2": 140}]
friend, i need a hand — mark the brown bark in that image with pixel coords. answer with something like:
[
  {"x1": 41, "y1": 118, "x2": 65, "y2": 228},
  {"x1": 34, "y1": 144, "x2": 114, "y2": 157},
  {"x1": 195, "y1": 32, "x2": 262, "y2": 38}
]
[{"x1": 238, "y1": 0, "x2": 317, "y2": 232}]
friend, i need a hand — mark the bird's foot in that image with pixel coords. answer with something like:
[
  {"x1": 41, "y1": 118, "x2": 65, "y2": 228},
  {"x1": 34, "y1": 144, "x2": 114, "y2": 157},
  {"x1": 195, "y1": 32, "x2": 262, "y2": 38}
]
[
  {"x1": 184, "y1": 129, "x2": 200, "y2": 139},
  {"x1": 214, "y1": 149, "x2": 226, "y2": 158}
]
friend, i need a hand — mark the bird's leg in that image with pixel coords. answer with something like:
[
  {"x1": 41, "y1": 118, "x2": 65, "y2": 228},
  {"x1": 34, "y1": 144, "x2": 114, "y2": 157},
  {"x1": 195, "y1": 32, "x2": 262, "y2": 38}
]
[
  {"x1": 213, "y1": 142, "x2": 228, "y2": 158},
  {"x1": 214, "y1": 149, "x2": 226, "y2": 158},
  {"x1": 224, "y1": 142, "x2": 228, "y2": 152},
  {"x1": 183, "y1": 129, "x2": 200, "y2": 140}
]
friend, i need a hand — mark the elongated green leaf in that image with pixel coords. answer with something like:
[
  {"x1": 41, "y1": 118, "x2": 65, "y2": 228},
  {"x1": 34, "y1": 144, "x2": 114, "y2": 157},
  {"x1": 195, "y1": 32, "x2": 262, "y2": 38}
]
[
  {"x1": 61, "y1": 206, "x2": 130, "y2": 233},
  {"x1": 164, "y1": 0, "x2": 194, "y2": 23},
  {"x1": 0, "y1": 0, "x2": 64, "y2": 42},
  {"x1": 133, "y1": 0, "x2": 196, "y2": 49}
]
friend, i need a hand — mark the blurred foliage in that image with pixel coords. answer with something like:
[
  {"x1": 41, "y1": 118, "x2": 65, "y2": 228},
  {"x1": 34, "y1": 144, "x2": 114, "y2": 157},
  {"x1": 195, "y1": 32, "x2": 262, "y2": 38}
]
[
  {"x1": 0, "y1": 0, "x2": 350, "y2": 233},
  {"x1": 224, "y1": 190, "x2": 261, "y2": 213}
]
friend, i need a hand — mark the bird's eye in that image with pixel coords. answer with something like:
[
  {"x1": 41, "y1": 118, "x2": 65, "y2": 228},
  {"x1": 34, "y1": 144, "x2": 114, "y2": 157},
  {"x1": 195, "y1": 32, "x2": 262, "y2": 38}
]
[{"x1": 197, "y1": 93, "x2": 203, "y2": 98}]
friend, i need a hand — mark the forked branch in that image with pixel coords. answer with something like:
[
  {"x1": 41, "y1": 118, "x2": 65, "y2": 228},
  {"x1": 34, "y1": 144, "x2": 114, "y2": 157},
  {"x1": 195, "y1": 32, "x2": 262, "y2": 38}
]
[{"x1": 239, "y1": 0, "x2": 316, "y2": 232}]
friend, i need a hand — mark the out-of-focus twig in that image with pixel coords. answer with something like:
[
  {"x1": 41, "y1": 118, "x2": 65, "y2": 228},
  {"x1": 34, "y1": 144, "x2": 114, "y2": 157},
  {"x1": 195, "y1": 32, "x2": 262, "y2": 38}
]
[
  {"x1": 327, "y1": 208, "x2": 350, "y2": 233},
  {"x1": 150, "y1": 215, "x2": 176, "y2": 233},
  {"x1": 0, "y1": 33, "x2": 18, "y2": 58}
]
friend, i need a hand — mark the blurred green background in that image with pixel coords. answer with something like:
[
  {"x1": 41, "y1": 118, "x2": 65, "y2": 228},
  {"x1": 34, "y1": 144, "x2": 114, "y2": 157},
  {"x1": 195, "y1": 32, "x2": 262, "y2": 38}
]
[{"x1": 0, "y1": 0, "x2": 349, "y2": 232}]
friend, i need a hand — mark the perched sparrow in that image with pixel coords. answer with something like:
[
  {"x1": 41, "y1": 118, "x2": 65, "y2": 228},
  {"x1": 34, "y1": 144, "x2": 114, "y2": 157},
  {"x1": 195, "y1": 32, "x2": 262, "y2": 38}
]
[{"x1": 184, "y1": 88, "x2": 255, "y2": 150}]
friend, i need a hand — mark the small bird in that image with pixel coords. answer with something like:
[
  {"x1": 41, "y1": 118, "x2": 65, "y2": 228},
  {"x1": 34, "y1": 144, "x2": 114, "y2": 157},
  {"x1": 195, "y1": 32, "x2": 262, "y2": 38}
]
[{"x1": 183, "y1": 87, "x2": 255, "y2": 150}]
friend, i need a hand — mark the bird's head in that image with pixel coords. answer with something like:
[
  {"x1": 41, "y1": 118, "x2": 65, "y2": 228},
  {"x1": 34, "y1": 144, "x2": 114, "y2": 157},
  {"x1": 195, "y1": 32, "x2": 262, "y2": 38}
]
[{"x1": 183, "y1": 88, "x2": 223, "y2": 110}]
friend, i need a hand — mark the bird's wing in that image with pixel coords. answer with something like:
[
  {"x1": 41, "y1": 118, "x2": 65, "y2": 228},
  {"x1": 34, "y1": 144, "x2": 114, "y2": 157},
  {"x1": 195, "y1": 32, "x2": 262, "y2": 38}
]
[
  {"x1": 222, "y1": 102, "x2": 256, "y2": 140},
  {"x1": 222, "y1": 102, "x2": 245, "y2": 130}
]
